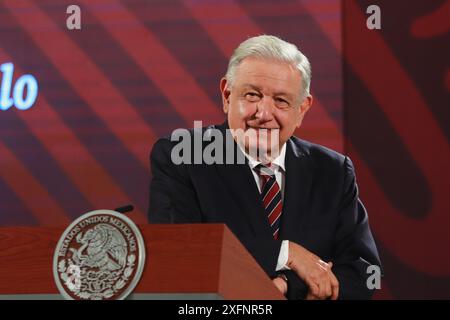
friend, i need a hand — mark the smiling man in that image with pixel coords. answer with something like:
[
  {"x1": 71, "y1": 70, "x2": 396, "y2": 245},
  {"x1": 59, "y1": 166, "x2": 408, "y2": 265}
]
[{"x1": 149, "y1": 35, "x2": 381, "y2": 300}]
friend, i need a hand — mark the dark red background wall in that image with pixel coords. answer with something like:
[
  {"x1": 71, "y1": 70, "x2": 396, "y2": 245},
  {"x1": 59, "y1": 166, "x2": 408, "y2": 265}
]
[{"x1": 344, "y1": 0, "x2": 450, "y2": 299}]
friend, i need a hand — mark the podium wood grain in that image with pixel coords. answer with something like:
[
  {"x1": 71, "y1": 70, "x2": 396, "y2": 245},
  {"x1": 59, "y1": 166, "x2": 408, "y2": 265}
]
[{"x1": 0, "y1": 224, "x2": 284, "y2": 299}]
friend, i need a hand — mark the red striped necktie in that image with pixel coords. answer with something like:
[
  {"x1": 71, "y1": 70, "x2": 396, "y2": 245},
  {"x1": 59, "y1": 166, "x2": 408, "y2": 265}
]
[{"x1": 256, "y1": 164, "x2": 283, "y2": 240}]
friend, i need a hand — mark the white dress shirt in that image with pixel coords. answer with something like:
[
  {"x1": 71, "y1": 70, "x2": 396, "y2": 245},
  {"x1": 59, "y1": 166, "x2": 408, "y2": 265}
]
[{"x1": 239, "y1": 143, "x2": 290, "y2": 272}]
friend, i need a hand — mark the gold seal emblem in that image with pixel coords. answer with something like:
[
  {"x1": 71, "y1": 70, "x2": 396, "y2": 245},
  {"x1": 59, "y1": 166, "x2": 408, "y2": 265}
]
[{"x1": 53, "y1": 209, "x2": 145, "y2": 300}]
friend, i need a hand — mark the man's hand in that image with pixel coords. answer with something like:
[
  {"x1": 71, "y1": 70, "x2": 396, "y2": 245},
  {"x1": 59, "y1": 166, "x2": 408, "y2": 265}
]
[
  {"x1": 272, "y1": 276, "x2": 288, "y2": 295},
  {"x1": 287, "y1": 241, "x2": 339, "y2": 300}
]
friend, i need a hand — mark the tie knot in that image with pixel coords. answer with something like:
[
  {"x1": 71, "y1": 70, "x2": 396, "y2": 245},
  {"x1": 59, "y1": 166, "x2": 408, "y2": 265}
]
[{"x1": 256, "y1": 163, "x2": 275, "y2": 177}]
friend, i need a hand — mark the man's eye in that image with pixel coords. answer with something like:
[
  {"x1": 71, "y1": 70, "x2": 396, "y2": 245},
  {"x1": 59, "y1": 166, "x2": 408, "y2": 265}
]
[
  {"x1": 275, "y1": 98, "x2": 289, "y2": 106},
  {"x1": 245, "y1": 92, "x2": 260, "y2": 101}
]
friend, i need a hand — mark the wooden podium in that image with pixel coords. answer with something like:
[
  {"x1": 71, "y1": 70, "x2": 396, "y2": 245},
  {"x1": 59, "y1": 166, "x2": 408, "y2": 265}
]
[{"x1": 0, "y1": 224, "x2": 284, "y2": 300}]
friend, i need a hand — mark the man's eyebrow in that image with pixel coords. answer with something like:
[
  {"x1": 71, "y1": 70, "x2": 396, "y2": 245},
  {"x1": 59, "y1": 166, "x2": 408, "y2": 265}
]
[
  {"x1": 241, "y1": 83, "x2": 261, "y2": 91},
  {"x1": 273, "y1": 92, "x2": 294, "y2": 100},
  {"x1": 241, "y1": 83, "x2": 294, "y2": 100}
]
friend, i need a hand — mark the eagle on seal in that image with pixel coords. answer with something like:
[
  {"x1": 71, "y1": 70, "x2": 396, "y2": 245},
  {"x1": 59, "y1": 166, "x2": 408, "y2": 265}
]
[{"x1": 70, "y1": 223, "x2": 128, "y2": 272}]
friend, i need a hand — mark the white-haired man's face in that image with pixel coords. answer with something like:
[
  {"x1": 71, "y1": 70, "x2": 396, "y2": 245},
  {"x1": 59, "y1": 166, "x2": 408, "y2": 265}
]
[{"x1": 220, "y1": 57, "x2": 312, "y2": 160}]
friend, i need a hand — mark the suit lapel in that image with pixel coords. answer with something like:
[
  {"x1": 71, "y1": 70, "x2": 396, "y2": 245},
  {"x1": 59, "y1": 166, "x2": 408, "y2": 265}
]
[
  {"x1": 214, "y1": 123, "x2": 273, "y2": 237},
  {"x1": 280, "y1": 139, "x2": 315, "y2": 239}
]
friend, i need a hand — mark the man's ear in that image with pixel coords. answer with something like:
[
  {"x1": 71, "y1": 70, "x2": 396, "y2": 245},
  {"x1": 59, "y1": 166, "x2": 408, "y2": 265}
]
[
  {"x1": 296, "y1": 95, "x2": 313, "y2": 128},
  {"x1": 220, "y1": 77, "x2": 231, "y2": 114}
]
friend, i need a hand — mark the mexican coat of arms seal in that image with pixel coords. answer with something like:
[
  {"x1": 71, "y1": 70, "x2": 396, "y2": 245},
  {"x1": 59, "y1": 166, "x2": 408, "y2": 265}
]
[{"x1": 53, "y1": 209, "x2": 145, "y2": 300}]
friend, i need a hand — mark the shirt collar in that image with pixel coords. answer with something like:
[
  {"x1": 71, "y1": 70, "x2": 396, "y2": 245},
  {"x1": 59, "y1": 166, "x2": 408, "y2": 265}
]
[{"x1": 240, "y1": 143, "x2": 287, "y2": 172}]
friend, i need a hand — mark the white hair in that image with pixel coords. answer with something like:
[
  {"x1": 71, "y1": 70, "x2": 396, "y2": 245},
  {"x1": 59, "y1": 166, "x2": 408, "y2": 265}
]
[{"x1": 225, "y1": 35, "x2": 312, "y2": 99}]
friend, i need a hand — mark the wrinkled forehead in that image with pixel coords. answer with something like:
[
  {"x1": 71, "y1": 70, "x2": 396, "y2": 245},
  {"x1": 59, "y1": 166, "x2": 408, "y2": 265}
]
[{"x1": 233, "y1": 57, "x2": 303, "y2": 97}]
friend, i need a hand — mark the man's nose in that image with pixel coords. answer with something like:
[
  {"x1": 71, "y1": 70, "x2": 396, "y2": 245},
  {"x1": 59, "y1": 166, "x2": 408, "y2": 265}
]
[{"x1": 255, "y1": 97, "x2": 275, "y2": 122}]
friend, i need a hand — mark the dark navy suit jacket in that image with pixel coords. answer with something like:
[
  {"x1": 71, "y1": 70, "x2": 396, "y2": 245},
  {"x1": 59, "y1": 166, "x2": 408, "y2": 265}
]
[{"x1": 149, "y1": 122, "x2": 381, "y2": 299}]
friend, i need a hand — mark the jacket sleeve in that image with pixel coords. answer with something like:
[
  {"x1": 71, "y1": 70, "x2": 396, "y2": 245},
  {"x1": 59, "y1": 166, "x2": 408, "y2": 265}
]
[
  {"x1": 279, "y1": 270, "x2": 308, "y2": 299},
  {"x1": 149, "y1": 138, "x2": 202, "y2": 223},
  {"x1": 331, "y1": 156, "x2": 382, "y2": 299}
]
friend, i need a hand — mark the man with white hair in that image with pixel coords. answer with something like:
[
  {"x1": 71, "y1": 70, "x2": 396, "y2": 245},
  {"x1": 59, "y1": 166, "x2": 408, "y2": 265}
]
[{"x1": 149, "y1": 35, "x2": 381, "y2": 299}]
